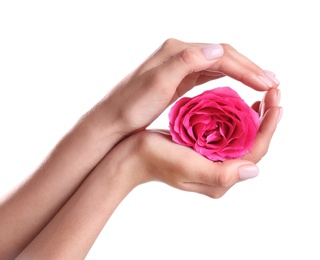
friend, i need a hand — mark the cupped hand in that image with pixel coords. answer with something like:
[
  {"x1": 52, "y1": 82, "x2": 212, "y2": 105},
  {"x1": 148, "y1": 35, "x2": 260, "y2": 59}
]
[
  {"x1": 105, "y1": 38, "x2": 279, "y2": 134},
  {"x1": 114, "y1": 87, "x2": 281, "y2": 198}
]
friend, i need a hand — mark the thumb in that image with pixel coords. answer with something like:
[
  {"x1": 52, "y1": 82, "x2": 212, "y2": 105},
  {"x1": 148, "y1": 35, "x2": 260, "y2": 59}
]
[
  {"x1": 183, "y1": 159, "x2": 259, "y2": 199},
  {"x1": 237, "y1": 163, "x2": 260, "y2": 182},
  {"x1": 213, "y1": 159, "x2": 259, "y2": 185},
  {"x1": 156, "y1": 44, "x2": 224, "y2": 87}
]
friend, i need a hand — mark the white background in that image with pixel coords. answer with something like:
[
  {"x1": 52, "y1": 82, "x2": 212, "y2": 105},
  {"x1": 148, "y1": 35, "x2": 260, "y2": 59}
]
[{"x1": 0, "y1": 1, "x2": 319, "y2": 259}]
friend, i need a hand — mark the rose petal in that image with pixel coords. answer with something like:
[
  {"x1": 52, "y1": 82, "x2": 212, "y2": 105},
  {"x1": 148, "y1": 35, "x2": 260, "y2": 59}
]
[{"x1": 169, "y1": 86, "x2": 260, "y2": 161}]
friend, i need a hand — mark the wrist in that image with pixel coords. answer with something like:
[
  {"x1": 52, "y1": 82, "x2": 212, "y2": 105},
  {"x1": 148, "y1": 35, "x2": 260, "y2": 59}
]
[
  {"x1": 106, "y1": 131, "x2": 155, "y2": 189},
  {"x1": 78, "y1": 96, "x2": 129, "y2": 146}
]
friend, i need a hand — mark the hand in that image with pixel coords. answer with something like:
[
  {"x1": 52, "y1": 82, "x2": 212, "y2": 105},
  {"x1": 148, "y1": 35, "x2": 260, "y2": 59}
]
[
  {"x1": 12, "y1": 89, "x2": 281, "y2": 259},
  {"x1": 121, "y1": 87, "x2": 281, "y2": 198},
  {"x1": 104, "y1": 38, "x2": 279, "y2": 134}
]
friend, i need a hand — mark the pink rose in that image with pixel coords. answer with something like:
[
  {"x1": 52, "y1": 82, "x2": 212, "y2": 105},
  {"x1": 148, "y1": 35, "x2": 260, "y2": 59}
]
[{"x1": 169, "y1": 86, "x2": 260, "y2": 161}]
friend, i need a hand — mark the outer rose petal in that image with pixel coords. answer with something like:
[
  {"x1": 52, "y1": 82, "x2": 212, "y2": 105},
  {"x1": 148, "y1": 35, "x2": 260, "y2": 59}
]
[{"x1": 169, "y1": 86, "x2": 260, "y2": 162}]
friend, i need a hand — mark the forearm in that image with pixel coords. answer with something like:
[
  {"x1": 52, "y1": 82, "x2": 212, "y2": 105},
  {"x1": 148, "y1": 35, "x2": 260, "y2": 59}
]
[
  {"x1": 0, "y1": 96, "x2": 128, "y2": 258},
  {"x1": 16, "y1": 134, "x2": 142, "y2": 260}
]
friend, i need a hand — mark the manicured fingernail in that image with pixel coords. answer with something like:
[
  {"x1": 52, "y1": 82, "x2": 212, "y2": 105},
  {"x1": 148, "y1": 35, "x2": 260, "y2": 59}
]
[
  {"x1": 258, "y1": 75, "x2": 273, "y2": 88},
  {"x1": 238, "y1": 165, "x2": 259, "y2": 181},
  {"x1": 202, "y1": 44, "x2": 224, "y2": 60},
  {"x1": 264, "y1": 70, "x2": 280, "y2": 85},
  {"x1": 277, "y1": 107, "x2": 283, "y2": 123}
]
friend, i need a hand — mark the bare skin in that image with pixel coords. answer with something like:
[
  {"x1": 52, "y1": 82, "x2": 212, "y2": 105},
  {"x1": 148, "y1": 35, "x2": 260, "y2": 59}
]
[{"x1": 0, "y1": 39, "x2": 280, "y2": 259}]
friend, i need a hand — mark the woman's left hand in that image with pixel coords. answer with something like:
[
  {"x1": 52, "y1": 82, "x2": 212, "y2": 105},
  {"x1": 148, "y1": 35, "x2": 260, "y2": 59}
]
[{"x1": 103, "y1": 38, "x2": 279, "y2": 135}]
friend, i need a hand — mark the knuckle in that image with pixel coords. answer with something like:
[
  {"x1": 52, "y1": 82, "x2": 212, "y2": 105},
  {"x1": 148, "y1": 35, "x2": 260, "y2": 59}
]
[
  {"x1": 219, "y1": 43, "x2": 235, "y2": 53},
  {"x1": 207, "y1": 190, "x2": 225, "y2": 199},
  {"x1": 219, "y1": 43, "x2": 238, "y2": 62},
  {"x1": 216, "y1": 170, "x2": 234, "y2": 189},
  {"x1": 161, "y1": 38, "x2": 182, "y2": 50},
  {"x1": 179, "y1": 47, "x2": 197, "y2": 67},
  {"x1": 196, "y1": 164, "x2": 234, "y2": 189}
]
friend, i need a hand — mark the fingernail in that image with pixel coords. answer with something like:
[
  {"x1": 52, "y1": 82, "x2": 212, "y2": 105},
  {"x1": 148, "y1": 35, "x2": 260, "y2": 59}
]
[
  {"x1": 277, "y1": 107, "x2": 283, "y2": 123},
  {"x1": 238, "y1": 165, "x2": 259, "y2": 181},
  {"x1": 258, "y1": 75, "x2": 273, "y2": 88},
  {"x1": 202, "y1": 44, "x2": 224, "y2": 60},
  {"x1": 264, "y1": 70, "x2": 280, "y2": 85}
]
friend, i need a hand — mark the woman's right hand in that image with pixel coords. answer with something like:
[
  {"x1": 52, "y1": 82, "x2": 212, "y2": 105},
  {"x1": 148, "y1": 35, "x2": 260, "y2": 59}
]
[{"x1": 118, "y1": 88, "x2": 281, "y2": 198}]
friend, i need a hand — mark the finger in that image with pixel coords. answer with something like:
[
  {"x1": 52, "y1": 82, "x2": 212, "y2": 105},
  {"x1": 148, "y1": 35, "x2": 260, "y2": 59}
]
[
  {"x1": 138, "y1": 39, "x2": 279, "y2": 92},
  {"x1": 145, "y1": 43, "x2": 225, "y2": 101},
  {"x1": 145, "y1": 42, "x2": 279, "y2": 104},
  {"x1": 181, "y1": 159, "x2": 259, "y2": 198},
  {"x1": 251, "y1": 101, "x2": 261, "y2": 113},
  {"x1": 260, "y1": 88, "x2": 281, "y2": 116},
  {"x1": 147, "y1": 131, "x2": 260, "y2": 199},
  {"x1": 169, "y1": 40, "x2": 279, "y2": 91},
  {"x1": 243, "y1": 106, "x2": 282, "y2": 163},
  {"x1": 137, "y1": 39, "x2": 206, "y2": 73},
  {"x1": 136, "y1": 38, "x2": 191, "y2": 74},
  {"x1": 206, "y1": 44, "x2": 279, "y2": 91},
  {"x1": 193, "y1": 72, "x2": 225, "y2": 86},
  {"x1": 150, "y1": 131, "x2": 257, "y2": 187}
]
